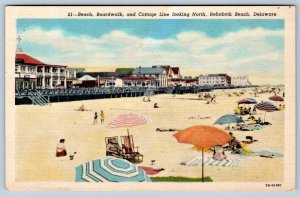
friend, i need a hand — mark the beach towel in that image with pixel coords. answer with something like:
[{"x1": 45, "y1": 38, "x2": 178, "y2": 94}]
[
  {"x1": 180, "y1": 156, "x2": 240, "y2": 167},
  {"x1": 232, "y1": 124, "x2": 266, "y2": 131},
  {"x1": 138, "y1": 166, "x2": 165, "y2": 175},
  {"x1": 236, "y1": 150, "x2": 283, "y2": 158}
]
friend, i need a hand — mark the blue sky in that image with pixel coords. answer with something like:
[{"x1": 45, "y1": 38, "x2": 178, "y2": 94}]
[
  {"x1": 17, "y1": 19, "x2": 283, "y2": 39},
  {"x1": 17, "y1": 19, "x2": 285, "y2": 84}
]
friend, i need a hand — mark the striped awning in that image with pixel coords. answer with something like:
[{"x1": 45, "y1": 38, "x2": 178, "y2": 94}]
[
  {"x1": 107, "y1": 113, "x2": 150, "y2": 128},
  {"x1": 255, "y1": 102, "x2": 278, "y2": 112},
  {"x1": 75, "y1": 156, "x2": 151, "y2": 182}
]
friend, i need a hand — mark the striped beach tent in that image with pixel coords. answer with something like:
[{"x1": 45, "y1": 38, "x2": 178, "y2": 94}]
[
  {"x1": 75, "y1": 156, "x2": 151, "y2": 182},
  {"x1": 255, "y1": 101, "x2": 278, "y2": 122}
]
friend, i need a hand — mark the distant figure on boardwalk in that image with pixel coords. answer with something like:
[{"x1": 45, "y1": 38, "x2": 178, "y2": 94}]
[
  {"x1": 56, "y1": 139, "x2": 67, "y2": 157},
  {"x1": 100, "y1": 110, "x2": 105, "y2": 123},
  {"x1": 147, "y1": 97, "x2": 151, "y2": 102},
  {"x1": 93, "y1": 112, "x2": 98, "y2": 124},
  {"x1": 154, "y1": 103, "x2": 159, "y2": 108}
]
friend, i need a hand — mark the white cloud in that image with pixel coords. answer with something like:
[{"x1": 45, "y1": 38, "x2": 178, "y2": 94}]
[{"x1": 20, "y1": 27, "x2": 284, "y2": 84}]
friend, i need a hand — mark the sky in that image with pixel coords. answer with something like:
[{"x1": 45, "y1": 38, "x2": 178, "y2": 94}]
[{"x1": 17, "y1": 19, "x2": 284, "y2": 85}]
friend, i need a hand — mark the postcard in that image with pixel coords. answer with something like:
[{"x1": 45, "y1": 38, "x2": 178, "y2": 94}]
[{"x1": 5, "y1": 6, "x2": 295, "y2": 191}]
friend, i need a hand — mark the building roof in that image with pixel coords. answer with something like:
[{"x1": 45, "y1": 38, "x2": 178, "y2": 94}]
[
  {"x1": 78, "y1": 75, "x2": 96, "y2": 81},
  {"x1": 171, "y1": 67, "x2": 180, "y2": 75},
  {"x1": 15, "y1": 53, "x2": 45, "y2": 65},
  {"x1": 132, "y1": 67, "x2": 165, "y2": 75},
  {"x1": 152, "y1": 65, "x2": 171, "y2": 74},
  {"x1": 122, "y1": 77, "x2": 157, "y2": 81},
  {"x1": 115, "y1": 68, "x2": 134, "y2": 74},
  {"x1": 76, "y1": 72, "x2": 130, "y2": 78}
]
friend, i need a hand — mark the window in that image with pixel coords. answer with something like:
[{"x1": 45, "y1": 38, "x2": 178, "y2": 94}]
[{"x1": 21, "y1": 66, "x2": 26, "y2": 72}]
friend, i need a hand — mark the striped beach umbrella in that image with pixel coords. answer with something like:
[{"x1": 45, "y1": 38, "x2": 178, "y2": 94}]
[
  {"x1": 107, "y1": 113, "x2": 150, "y2": 128},
  {"x1": 237, "y1": 98, "x2": 257, "y2": 105},
  {"x1": 255, "y1": 101, "x2": 278, "y2": 122},
  {"x1": 75, "y1": 156, "x2": 151, "y2": 182}
]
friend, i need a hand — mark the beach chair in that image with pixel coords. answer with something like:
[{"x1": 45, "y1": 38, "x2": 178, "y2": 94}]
[
  {"x1": 120, "y1": 135, "x2": 143, "y2": 163},
  {"x1": 105, "y1": 136, "x2": 123, "y2": 158}
]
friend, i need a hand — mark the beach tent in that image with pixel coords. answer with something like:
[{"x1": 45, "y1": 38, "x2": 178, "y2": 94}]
[
  {"x1": 173, "y1": 125, "x2": 233, "y2": 182},
  {"x1": 75, "y1": 156, "x2": 151, "y2": 182}
]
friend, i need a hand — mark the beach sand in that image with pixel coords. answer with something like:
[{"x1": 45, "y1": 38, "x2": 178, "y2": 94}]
[{"x1": 15, "y1": 88, "x2": 284, "y2": 182}]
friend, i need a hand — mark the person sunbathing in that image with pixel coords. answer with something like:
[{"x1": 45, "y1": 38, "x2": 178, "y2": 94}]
[
  {"x1": 213, "y1": 145, "x2": 227, "y2": 161},
  {"x1": 106, "y1": 138, "x2": 123, "y2": 158}
]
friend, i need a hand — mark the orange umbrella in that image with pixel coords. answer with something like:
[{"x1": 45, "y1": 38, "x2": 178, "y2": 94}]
[{"x1": 173, "y1": 125, "x2": 233, "y2": 182}]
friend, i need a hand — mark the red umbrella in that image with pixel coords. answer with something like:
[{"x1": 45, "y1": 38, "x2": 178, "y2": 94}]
[
  {"x1": 269, "y1": 96, "x2": 284, "y2": 102},
  {"x1": 173, "y1": 125, "x2": 233, "y2": 182}
]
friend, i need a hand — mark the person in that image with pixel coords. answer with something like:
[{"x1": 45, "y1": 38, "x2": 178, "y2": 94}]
[
  {"x1": 93, "y1": 112, "x2": 98, "y2": 124},
  {"x1": 56, "y1": 139, "x2": 67, "y2": 157},
  {"x1": 154, "y1": 103, "x2": 159, "y2": 108},
  {"x1": 235, "y1": 105, "x2": 241, "y2": 115},
  {"x1": 106, "y1": 138, "x2": 123, "y2": 158},
  {"x1": 143, "y1": 97, "x2": 146, "y2": 102},
  {"x1": 213, "y1": 145, "x2": 226, "y2": 161},
  {"x1": 256, "y1": 117, "x2": 262, "y2": 124},
  {"x1": 229, "y1": 137, "x2": 242, "y2": 154},
  {"x1": 79, "y1": 104, "x2": 85, "y2": 111},
  {"x1": 147, "y1": 97, "x2": 151, "y2": 102},
  {"x1": 100, "y1": 110, "x2": 105, "y2": 123},
  {"x1": 279, "y1": 104, "x2": 284, "y2": 110},
  {"x1": 249, "y1": 116, "x2": 256, "y2": 125},
  {"x1": 252, "y1": 107, "x2": 257, "y2": 115}
]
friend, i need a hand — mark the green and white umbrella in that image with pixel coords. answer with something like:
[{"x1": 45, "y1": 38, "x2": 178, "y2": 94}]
[{"x1": 75, "y1": 156, "x2": 151, "y2": 182}]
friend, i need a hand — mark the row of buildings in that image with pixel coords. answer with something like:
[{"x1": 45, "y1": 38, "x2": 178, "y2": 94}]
[{"x1": 15, "y1": 37, "x2": 251, "y2": 90}]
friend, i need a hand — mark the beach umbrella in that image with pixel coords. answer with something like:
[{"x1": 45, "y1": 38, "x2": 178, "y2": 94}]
[
  {"x1": 255, "y1": 102, "x2": 278, "y2": 122},
  {"x1": 75, "y1": 156, "x2": 151, "y2": 182},
  {"x1": 173, "y1": 125, "x2": 233, "y2": 182},
  {"x1": 237, "y1": 98, "x2": 257, "y2": 105},
  {"x1": 107, "y1": 113, "x2": 150, "y2": 156},
  {"x1": 214, "y1": 114, "x2": 244, "y2": 130},
  {"x1": 107, "y1": 113, "x2": 150, "y2": 129},
  {"x1": 269, "y1": 96, "x2": 284, "y2": 102}
]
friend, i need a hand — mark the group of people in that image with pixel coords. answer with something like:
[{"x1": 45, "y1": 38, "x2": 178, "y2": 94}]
[
  {"x1": 142, "y1": 97, "x2": 151, "y2": 102},
  {"x1": 212, "y1": 134, "x2": 246, "y2": 161},
  {"x1": 93, "y1": 110, "x2": 105, "y2": 124},
  {"x1": 234, "y1": 106, "x2": 257, "y2": 115}
]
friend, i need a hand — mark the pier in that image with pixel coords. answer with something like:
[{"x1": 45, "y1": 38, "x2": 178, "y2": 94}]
[{"x1": 15, "y1": 86, "x2": 215, "y2": 105}]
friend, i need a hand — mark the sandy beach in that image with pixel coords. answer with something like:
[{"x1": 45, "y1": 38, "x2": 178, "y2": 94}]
[{"x1": 15, "y1": 88, "x2": 284, "y2": 182}]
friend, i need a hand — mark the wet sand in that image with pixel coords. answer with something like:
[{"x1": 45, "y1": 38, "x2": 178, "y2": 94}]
[{"x1": 15, "y1": 88, "x2": 284, "y2": 182}]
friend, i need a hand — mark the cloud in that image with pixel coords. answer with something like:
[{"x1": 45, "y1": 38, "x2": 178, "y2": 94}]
[{"x1": 20, "y1": 27, "x2": 284, "y2": 85}]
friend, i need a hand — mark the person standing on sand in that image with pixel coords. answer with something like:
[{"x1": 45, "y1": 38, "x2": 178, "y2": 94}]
[
  {"x1": 56, "y1": 139, "x2": 67, "y2": 157},
  {"x1": 100, "y1": 110, "x2": 105, "y2": 123},
  {"x1": 93, "y1": 112, "x2": 98, "y2": 124}
]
